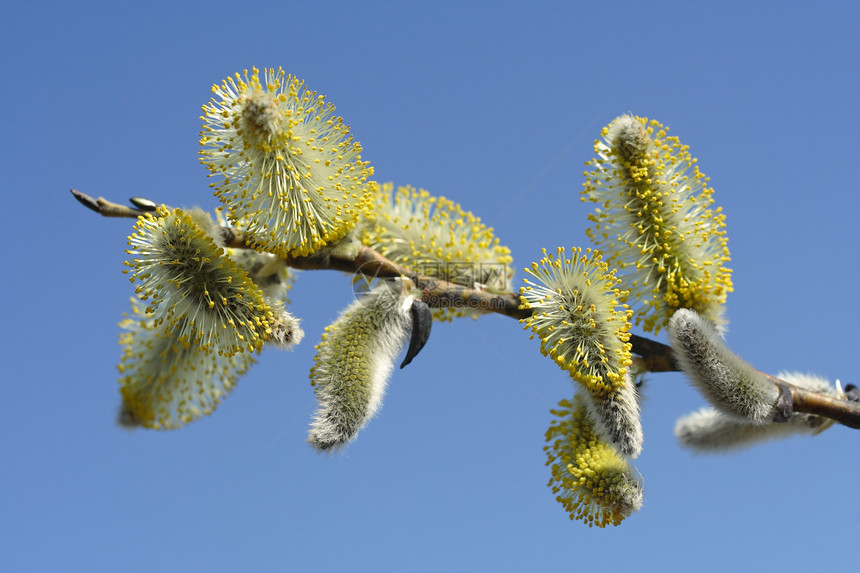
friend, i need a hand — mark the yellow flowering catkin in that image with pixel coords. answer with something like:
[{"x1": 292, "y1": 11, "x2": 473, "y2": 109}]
[
  {"x1": 124, "y1": 206, "x2": 276, "y2": 356},
  {"x1": 200, "y1": 67, "x2": 373, "y2": 257},
  {"x1": 117, "y1": 300, "x2": 256, "y2": 430},
  {"x1": 520, "y1": 247, "x2": 642, "y2": 457},
  {"x1": 363, "y1": 183, "x2": 513, "y2": 321},
  {"x1": 582, "y1": 115, "x2": 732, "y2": 333},
  {"x1": 545, "y1": 394, "x2": 643, "y2": 527}
]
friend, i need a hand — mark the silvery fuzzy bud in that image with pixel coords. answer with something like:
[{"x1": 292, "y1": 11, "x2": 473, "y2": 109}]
[
  {"x1": 668, "y1": 309, "x2": 779, "y2": 423},
  {"x1": 675, "y1": 372, "x2": 841, "y2": 452}
]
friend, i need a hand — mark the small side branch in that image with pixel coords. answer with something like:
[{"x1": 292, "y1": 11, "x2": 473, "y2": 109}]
[
  {"x1": 70, "y1": 189, "x2": 152, "y2": 218},
  {"x1": 760, "y1": 372, "x2": 860, "y2": 430}
]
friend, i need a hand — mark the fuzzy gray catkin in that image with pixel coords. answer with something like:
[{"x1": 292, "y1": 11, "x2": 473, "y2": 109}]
[{"x1": 668, "y1": 309, "x2": 779, "y2": 423}]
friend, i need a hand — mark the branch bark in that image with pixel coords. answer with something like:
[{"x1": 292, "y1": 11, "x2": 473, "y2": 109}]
[
  {"x1": 760, "y1": 372, "x2": 860, "y2": 430},
  {"x1": 71, "y1": 189, "x2": 860, "y2": 430}
]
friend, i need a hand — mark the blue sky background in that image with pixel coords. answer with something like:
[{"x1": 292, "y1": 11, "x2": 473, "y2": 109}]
[{"x1": 2, "y1": 1, "x2": 857, "y2": 571}]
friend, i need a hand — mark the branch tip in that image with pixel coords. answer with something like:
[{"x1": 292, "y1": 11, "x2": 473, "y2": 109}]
[{"x1": 70, "y1": 189, "x2": 101, "y2": 213}]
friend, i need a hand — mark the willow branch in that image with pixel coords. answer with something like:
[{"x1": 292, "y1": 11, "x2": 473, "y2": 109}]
[
  {"x1": 72, "y1": 189, "x2": 860, "y2": 429},
  {"x1": 71, "y1": 188, "x2": 679, "y2": 370}
]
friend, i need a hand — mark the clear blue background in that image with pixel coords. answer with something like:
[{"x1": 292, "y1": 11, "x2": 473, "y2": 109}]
[{"x1": 2, "y1": 1, "x2": 857, "y2": 571}]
